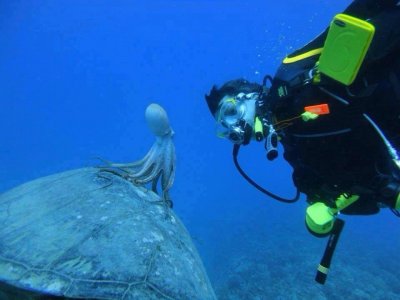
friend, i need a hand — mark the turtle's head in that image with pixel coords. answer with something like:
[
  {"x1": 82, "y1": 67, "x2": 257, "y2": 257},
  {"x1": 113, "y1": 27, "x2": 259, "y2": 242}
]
[{"x1": 145, "y1": 103, "x2": 173, "y2": 137}]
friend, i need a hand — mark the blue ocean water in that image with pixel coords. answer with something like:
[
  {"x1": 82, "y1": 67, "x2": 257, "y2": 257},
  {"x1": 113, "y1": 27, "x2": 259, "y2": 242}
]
[{"x1": 1, "y1": 0, "x2": 399, "y2": 299}]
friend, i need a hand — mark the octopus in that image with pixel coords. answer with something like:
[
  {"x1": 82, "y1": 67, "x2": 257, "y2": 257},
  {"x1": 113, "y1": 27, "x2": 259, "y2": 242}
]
[{"x1": 98, "y1": 103, "x2": 176, "y2": 207}]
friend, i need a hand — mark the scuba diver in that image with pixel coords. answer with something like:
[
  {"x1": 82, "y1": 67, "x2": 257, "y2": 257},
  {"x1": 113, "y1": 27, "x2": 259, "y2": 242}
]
[{"x1": 205, "y1": 0, "x2": 400, "y2": 284}]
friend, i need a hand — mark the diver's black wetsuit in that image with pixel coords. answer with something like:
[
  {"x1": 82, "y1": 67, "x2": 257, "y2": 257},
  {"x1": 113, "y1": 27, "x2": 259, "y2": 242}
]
[{"x1": 265, "y1": 0, "x2": 400, "y2": 214}]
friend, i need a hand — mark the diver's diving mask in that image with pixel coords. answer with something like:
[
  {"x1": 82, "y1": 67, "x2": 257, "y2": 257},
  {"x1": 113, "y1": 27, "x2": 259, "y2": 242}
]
[{"x1": 215, "y1": 92, "x2": 258, "y2": 145}]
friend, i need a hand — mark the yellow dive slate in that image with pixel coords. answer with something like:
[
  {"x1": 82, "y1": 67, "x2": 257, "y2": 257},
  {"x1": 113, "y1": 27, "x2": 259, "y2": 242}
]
[{"x1": 318, "y1": 13, "x2": 375, "y2": 86}]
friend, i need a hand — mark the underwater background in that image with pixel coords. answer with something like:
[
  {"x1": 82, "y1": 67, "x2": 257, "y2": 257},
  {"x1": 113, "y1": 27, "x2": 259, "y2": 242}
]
[{"x1": 1, "y1": 0, "x2": 399, "y2": 299}]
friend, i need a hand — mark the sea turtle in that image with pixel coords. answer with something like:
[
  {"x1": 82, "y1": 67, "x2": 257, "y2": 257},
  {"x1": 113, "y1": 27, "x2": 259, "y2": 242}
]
[
  {"x1": 0, "y1": 168, "x2": 216, "y2": 299},
  {"x1": 0, "y1": 104, "x2": 216, "y2": 299}
]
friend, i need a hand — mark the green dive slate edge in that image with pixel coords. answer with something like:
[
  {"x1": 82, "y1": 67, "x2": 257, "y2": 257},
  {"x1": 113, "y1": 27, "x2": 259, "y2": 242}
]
[{"x1": 318, "y1": 13, "x2": 375, "y2": 86}]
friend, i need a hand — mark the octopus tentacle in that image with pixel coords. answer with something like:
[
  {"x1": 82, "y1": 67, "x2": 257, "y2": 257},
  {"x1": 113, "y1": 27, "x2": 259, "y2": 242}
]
[
  {"x1": 163, "y1": 142, "x2": 176, "y2": 191},
  {"x1": 122, "y1": 152, "x2": 158, "y2": 179},
  {"x1": 128, "y1": 164, "x2": 155, "y2": 182},
  {"x1": 133, "y1": 165, "x2": 162, "y2": 184},
  {"x1": 128, "y1": 152, "x2": 162, "y2": 180},
  {"x1": 107, "y1": 145, "x2": 157, "y2": 169},
  {"x1": 151, "y1": 172, "x2": 162, "y2": 193},
  {"x1": 161, "y1": 153, "x2": 174, "y2": 192},
  {"x1": 162, "y1": 165, "x2": 175, "y2": 194}
]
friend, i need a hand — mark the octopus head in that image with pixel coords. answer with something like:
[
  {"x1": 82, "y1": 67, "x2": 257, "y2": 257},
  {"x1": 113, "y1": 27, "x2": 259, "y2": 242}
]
[{"x1": 145, "y1": 103, "x2": 173, "y2": 137}]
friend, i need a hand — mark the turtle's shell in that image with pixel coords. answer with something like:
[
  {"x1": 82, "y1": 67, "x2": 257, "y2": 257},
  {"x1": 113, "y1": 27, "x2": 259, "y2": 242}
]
[{"x1": 0, "y1": 168, "x2": 216, "y2": 299}]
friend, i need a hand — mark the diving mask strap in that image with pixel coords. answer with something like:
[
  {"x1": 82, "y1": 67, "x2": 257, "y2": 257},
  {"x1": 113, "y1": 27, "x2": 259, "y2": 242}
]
[{"x1": 232, "y1": 144, "x2": 300, "y2": 203}]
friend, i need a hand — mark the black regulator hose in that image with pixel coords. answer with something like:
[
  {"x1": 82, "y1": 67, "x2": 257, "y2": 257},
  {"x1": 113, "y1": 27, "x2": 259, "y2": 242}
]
[{"x1": 233, "y1": 144, "x2": 300, "y2": 203}]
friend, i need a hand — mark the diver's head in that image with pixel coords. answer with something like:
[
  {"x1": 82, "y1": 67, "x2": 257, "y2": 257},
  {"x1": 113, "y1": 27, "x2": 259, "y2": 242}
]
[{"x1": 205, "y1": 79, "x2": 262, "y2": 145}]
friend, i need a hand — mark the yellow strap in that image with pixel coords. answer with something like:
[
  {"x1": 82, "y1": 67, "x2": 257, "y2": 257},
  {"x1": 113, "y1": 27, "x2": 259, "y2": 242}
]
[
  {"x1": 283, "y1": 48, "x2": 323, "y2": 64},
  {"x1": 317, "y1": 264, "x2": 329, "y2": 274}
]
